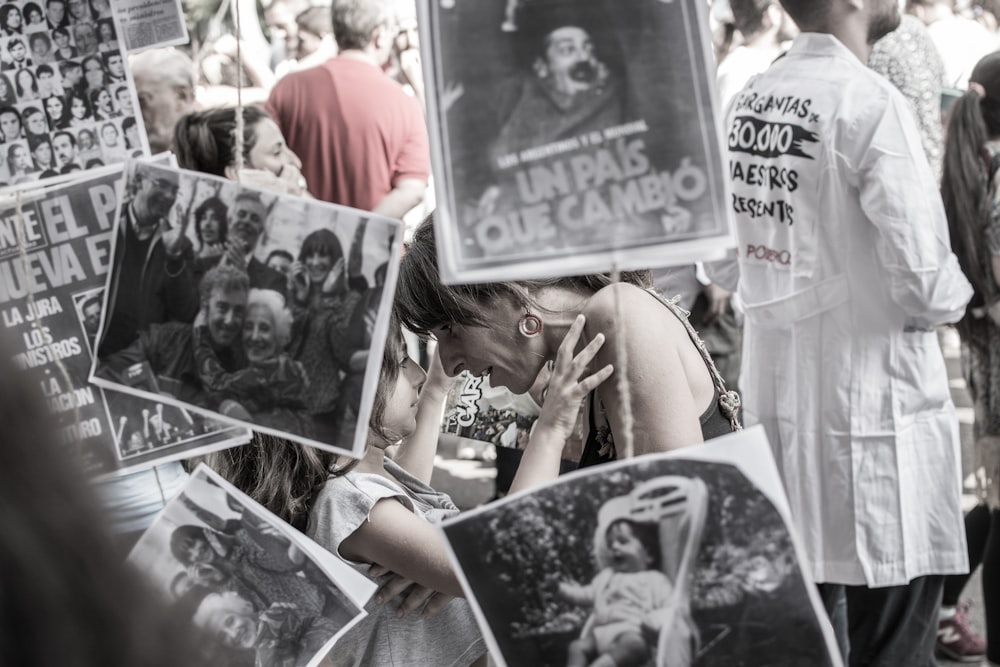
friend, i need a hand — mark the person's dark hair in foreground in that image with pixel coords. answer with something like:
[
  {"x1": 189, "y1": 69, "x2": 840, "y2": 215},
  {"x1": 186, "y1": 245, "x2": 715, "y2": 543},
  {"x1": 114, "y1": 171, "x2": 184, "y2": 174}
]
[{"x1": 0, "y1": 334, "x2": 230, "y2": 667}]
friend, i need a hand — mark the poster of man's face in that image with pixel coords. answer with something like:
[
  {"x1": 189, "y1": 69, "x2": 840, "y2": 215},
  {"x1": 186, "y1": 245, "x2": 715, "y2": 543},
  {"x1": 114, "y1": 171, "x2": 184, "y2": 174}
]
[
  {"x1": 90, "y1": 161, "x2": 404, "y2": 458},
  {"x1": 126, "y1": 465, "x2": 372, "y2": 667},
  {"x1": 440, "y1": 429, "x2": 841, "y2": 667}
]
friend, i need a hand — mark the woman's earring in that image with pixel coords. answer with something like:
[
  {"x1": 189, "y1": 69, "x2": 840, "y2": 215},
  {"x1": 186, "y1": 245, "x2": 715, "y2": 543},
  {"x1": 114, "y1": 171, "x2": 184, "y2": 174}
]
[{"x1": 518, "y1": 313, "x2": 543, "y2": 337}]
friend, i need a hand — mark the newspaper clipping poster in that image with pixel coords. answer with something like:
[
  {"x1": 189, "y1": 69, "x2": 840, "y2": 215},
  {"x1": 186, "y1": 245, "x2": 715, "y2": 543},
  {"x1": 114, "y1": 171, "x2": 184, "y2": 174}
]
[
  {"x1": 0, "y1": 0, "x2": 149, "y2": 190},
  {"x1": 90, "y1": 161, "x2": 404, "y2": 458},
  {"x1": 127, "y1": 464, "x2": 375, "y2": 667},
  {"x1": 421, "y1": 0, "x2": 731, "y2": 282},
  {"x1": 112, "y1": 0, "x2": 188, "y2": 52},
  {"x1": 440, "y1": 427, "x2": 842, "y2": 667},
  {"x1": 0, "y1": 167, "x2": 248, "y2": 477}
]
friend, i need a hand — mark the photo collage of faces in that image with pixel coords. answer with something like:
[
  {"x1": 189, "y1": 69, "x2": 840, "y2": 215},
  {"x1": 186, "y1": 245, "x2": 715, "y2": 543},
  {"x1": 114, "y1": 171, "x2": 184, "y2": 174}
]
[{"x1": 0, "y1": 0, "x2": 142, "y2": 185}]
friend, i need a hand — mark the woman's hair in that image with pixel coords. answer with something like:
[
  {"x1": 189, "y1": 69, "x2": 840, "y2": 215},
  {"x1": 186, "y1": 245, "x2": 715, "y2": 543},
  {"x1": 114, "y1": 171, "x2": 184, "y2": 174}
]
[
  {"x1": 169, "y1": 524, "x2": 212, "y2": 565},
  {"x1": 22, "y1": 2, "x2": 43, "y2": 22},
  {"x1": 14, "y1": 68, "x2": 36, "y2": 97},
  {"x1": 28, "y1": 31, "x2": 49, "y2": 53},
  {"x1": 66, "y1": 90, "x2": 91, "y2": 119},
  {"x1": 194, "y1": 196, "x2": 228, "y2": 247},
  {"x1": 245, "y1": 288, "x2": 293, "y2": 348},
  {"x1": 369, "y1": 314, "x2": 408, "y2": 444},
  {"x1": 174, "y1": 105, "x2": 271, "y2": 177},
  {"x1": 0, "y1": 4, "x2": 21, "y2": 30},
  {"x1": 0, "y1": 72, "x2": 14, "y2": 104},
  {"x1": 298, "y1": 228, "x2": 344, "y2": 264},
  {"x1": 88, "y1": 86, "x2": 108, "y2": 109},
  {"x1": 941, "y1": 51, "x2": 1000, "y2": 324},
  {"x1": 395, "y1": 214, "x2": 653, "y2": 335},
  {"x1": 0, "y1": 333, "x2": 231, "y2": 667}
]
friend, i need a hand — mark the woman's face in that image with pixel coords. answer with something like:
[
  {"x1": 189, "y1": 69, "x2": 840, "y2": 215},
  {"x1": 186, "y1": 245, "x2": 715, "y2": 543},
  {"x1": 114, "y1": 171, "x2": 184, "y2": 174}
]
[
  {"x1": 246, "y1": 117, "x2": 301, "y2": 176},
  {"x1": 33, "y1": 141, "x2": 51, "y2": 166},
  {"x1": 30, "y1": 39, "x2": 47, "y2": 58},
  {"x1": 304, "y1": 250, "x2": 333, "y2": 285},
  {"x1": 67, "y1": 0, "x2": 88, "y2": 20},
  {"x1": 199, "y1": 208, "x2": 223, "y2": 245},
  {"x1": 53, "y1": 31, "x2": 68, "y2": 47},
  {"x1": 78, "y1": 130, "x2": 93, "y2": 149},
  {"x1": 380, "y1": 354, "x2": 427, "y2": 444},
  {"x1": 25, "y1": 110, "x2": 46, "y2": 135},
  {"x1": 5, "y1": 9, "x2": 22, "y2": 31},
  {"x1": 26, "y1": 8, "x2": 42, "y2": 24},
  {"x1": 70, "y1": 95, "x2": 86, "y2": 119},
  {"x1": 243, "y1": 304, "x2": 278, "y2": 363},
  {"x1": 45, "y1": 95, "x2": 62, "y2": 118},
  {"x1": 11, "y1": 145, "x2": 28, "y2": 170},
  {"x1": 16, "y1": 70, "x2": 31, "y2": 90},
  {"x1": 98, "y1": 21, "x2": 112, "y2": 41},
  {"x1": 432, "y1": 301, "x2": 545, "y2": 395},
  {"x1": 95, "y1": 88, "x2": 110, "y2": 110},
  {"x1": 84, "y1": 60, "x2": 102, "y2": 86}
]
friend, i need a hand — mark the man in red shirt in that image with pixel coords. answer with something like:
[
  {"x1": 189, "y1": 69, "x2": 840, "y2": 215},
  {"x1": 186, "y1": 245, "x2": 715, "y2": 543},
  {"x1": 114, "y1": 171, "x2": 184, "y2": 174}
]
[{"x1": 267, "y1": 0, "x2": 429, "y2": 219}]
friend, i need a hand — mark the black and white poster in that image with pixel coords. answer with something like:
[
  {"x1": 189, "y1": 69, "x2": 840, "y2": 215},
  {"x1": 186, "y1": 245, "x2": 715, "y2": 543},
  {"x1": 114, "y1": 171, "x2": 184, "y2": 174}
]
[
  {"x1": 90, "y1": 160, "x2": 404, "y2": 458},
  {"x1": 112, "y1": 0, "x2": 188, "y2": 52},
  {"x1": 0, "y1": 167, "x2": 248, "y2": 477},
  {"x1": 0, "y1": 0, "x2": 148, "y2": 190},
  {"x1": 127, "y1": 464, "x2": 375, "y2": 667},
  {"x1": 420, "y1": 0, "x2": 732, "y2": 283},
  {"x1": 440, "y1": 426, "x2": 842, "y2": 667}
]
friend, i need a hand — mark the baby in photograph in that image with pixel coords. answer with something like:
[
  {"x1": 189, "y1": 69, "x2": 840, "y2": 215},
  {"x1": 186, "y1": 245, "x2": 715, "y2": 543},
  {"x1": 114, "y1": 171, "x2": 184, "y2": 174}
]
[{"x1": 559, "y1": 517, "x2": 672, "y2": 667}]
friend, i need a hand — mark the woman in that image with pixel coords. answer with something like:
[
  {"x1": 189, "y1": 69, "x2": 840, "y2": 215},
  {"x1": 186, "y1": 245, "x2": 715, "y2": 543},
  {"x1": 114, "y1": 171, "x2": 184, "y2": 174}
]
[
  {"x1": 0, "y1": 71, "x2": 13, "y2": 105},
  {"x1": 6, "y1": 142, "x2": 34, "y2": 181},
  {"x1": 43, "y1": 93, "x2": 67, "y2": 129},
  {"x1": 66, "y1": 90, "x2": 92, "y2": 127},
  {"x1": 96, "y1": 17, "x2": 116, "y2": 51},
  {"x1": 193, "y1": 196, "x2": 227, "y2": 259},
  {"x1": 174, "y1": 105, "x2": 309, "y2": 197},
  {"x1": 28, "y1": 31, "x2": 52, "y2": 64},
  {"x1": 0, "y1": 4, "x2": 22, "y2": 36},
  {"x1": 22, "y1": 3, "x2": 46, "y2": 32},
  {"x1": 14, "y1": 67, "x2": 37, "y2": 100},
  {"x1": 395, "y1": 217, "x2": 741, "y2": 484},
  {"x1": 82, "y1": 54, "x2": 105, "y2": 92},
  {"x1": 90, "y1": 85, "x2": 117, "y2": 120},
  {"x1": 938, "y1": 52, "x2": 1000, "y2": 667},
  {"x1": 22, "y1": 105, "x2": 48, "y2": 138}
]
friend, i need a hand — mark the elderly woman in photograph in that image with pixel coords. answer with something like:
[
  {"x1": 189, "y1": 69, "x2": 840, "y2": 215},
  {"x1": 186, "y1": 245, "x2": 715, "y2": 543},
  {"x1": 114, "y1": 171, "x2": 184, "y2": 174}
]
[{"x1": 193, "y1": 287, "x2": 311, "y2": 435}]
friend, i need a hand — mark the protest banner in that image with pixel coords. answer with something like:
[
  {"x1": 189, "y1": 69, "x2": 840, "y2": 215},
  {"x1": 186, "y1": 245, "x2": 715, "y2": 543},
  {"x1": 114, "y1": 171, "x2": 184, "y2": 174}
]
[
  {"x1": 0, "y1": 167, "x2": 248, "y2": 477},
  {"x1": 420, "y1": 0, "x2": 732, "y2": 283},
  {"x1": 112, "y1": 0, "x2": 188, "y2": 52},
  {"x1": 127, "y1": 464, "x2": 375, "y2": 667},
  {"x1": 0, "y1": 2, "x2": 149, "y2": 192},
  {"x1": 440, "y1": 426, "x2": 842, "y2": 667},
  {"x1": 91, "y1": 160, "x2": 404, "y2": 458}
]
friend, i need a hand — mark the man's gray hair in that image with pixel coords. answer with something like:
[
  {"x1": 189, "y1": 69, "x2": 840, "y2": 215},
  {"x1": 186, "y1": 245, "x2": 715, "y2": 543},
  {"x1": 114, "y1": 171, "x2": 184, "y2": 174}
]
[
  {"x1": 331, "y1": 0, "x2": 396, "y2": 51},
  {"x1": 129, "y1": 47, "x2": 195, "y2": 92}
]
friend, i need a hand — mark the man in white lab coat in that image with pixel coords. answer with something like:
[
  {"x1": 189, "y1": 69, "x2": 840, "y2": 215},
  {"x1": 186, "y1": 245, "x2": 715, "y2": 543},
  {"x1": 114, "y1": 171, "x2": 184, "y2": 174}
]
[{"x1": 721, "y1": 0, "x2": 974, "y2": 664}]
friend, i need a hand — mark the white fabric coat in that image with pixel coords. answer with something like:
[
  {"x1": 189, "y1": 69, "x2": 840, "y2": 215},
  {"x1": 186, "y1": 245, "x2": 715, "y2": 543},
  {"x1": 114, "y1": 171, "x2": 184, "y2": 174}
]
[{"x1": 724, "y1": 34, "x2": 973, "y2": 586}]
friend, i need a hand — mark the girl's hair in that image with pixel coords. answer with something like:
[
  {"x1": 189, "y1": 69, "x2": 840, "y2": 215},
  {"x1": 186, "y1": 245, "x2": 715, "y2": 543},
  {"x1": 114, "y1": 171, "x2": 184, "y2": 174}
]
[
  {"x1": 396, "y1": 214, "x2": 653, "y2": 335},
  {"x1": 369, "y1": 314, "x2": 408, "y2": 445},
  {"x1": 28, "y1": 31, "x2": 49, "y2": 53},
  {"x1": 22, "y1": 2, "x2": 43, "y2": 22},
  {"x1": 606, "y1": 518, "x2": 661, "y2": 570},
  {"x1": 245, "y1": 288, "x2": 293, "y2": 348},
  {"x1": 0, "y1": 4, "x2": 20, "y2": 31},
  {"x1": 194, "y1": 196, "x2": 228, "y2": 247},
  {"x1": 14, "y1": 68, "x2": 36, "y2": 97},
  {"x1": 174, "y1": 105, "x2": 271, "y2": 177},
  {"x1": 298, "y1": 228, "x2": 344, "y2": 263},
  {"x1": 940, "y1": 51, "x2": 1000, "y2": 331},
  {"x1": 169, "y1": 524, "x2": 213, "y2": 565},
  {"x1": 66, "y1": 91, "x2": 91, "y2": 119},
  {"x1": 0, "y1": 72, "x2": 15, "y2": 104},
  {"x1": 203, "y1": 433, "x2": 337, "y2": 532},
  {"x1": 0, "y1": 333, "x2": 232, "y2": 667}
]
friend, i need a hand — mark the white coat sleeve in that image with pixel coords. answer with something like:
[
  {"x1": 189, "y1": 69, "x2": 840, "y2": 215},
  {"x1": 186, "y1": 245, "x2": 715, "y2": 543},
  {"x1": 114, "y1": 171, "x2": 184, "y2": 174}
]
[{"x1": 853, "y1": 92, "x2": 973, "y2": 327}]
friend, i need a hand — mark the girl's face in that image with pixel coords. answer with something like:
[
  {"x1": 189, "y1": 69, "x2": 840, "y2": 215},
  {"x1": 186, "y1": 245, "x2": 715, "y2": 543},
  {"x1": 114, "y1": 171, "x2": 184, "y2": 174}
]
[
  {"x1": 246, "y1": 117, "x2": 301, "y2": 176},
  {"x1": 26, "y1": 111, "x2": 46, "y2": 134},
  {"x1": 84, "y1": 60, "x2": 102, "y2": 86},
  {"x1": 79, "y1": 130, "x2": 93, "y2": 149},
  {"x1": 16, "y1": 70, "x2": 31, "y2": 90},
  {"x1": 606, "y1": 521, "x2": 653, "y2": 574},
  {"x1": 70, "y1": 95, "x2": 86, "y2": 119},
  {"x1": 45, "y1": 95, "x2": 62, "y2": 117},
  {"x1": 200, "y1": 208, "x2": 223, "y2": 244},
  {"x1": 304, "y1": 250, "x2": 333, "y2": 285},
  {"x1": 96, "y1": 88, "x2": 110, "y2": 109},
  {"x1": 27, "y1": 8, "x2": 42, "y2": 24},
  {"x1": 11, "y1": 145, "x2": 28, "y2": 170},
  {"x1": 6, "y1": 10, "x2": 21, "y2": 31},
  {"x1": 181, "y1": 535, "x2": 214, "y2": 565},
  {"x1": 381, "y1": 354, "x2": 427, "y2": 444},
  {"x1": 243, "y1": 304, "x2": 278, "y2": 363}
]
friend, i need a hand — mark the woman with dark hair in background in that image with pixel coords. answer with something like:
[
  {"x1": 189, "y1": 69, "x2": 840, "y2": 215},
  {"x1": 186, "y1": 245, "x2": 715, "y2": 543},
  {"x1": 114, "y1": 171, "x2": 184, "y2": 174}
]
[
  {"x1": 0, "y1": 335, "x2": 233, "y2": 667},
  {"x1": 0, "y1": 4, "x2": 23, "y2": 36},
  {"x1": 194, "y1": 195, "x2": 228, "y2": 260},
  {"x1": 14, "y1": 67, "x2": 37, "y2": 100},
  {"x1": 65, "y1": 89, "x2": 92, "y2": 127},
  {"x1": 174, "y1": 105, "x2": 309, "y2": 197},
  {"x1": 937, "y1": 51, "x2": 1000, "y2": 667},
  {"x1": 0, "y1": 72, "x2": 16, "y2": 105},
  {"x1": 22, "y1": 2, "x2": 46, "y2": 32},
  {"x1": 43, "y1": 92, "x2": 68, "y2": 129},
  {"x1": 28, "y1": 31, "x2": 52, "y2": 64}
]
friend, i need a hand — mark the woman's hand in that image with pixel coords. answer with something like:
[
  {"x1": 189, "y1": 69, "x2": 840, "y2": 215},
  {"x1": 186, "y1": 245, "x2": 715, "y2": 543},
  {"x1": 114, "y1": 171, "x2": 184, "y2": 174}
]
[
  {"x1": 289, "y1": 261, "x2": 310, "y2": 304},
  {"x1": 368, "y1": 563, "x2": 455, "y2": 619}
]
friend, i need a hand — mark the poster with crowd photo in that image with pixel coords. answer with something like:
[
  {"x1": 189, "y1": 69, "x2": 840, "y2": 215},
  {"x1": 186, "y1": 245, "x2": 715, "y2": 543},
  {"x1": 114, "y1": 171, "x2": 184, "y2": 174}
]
[
  {"x1": 112, "y1": 0, "x2": 188, "y2": 52},
  {"x1": 420, "y1": 0, "x2": 732, "y2": 283},
  {"x1": 90, "y1": 160, "x2": 404, "y2": 458},
  {"x1": 440, "y1": 426, "x2": 842, "y2": 667},
  {"x1": 0, "y1": 0, "x2": 148, "y2": 191},
  {"x1": 0, "y1": 167, "x2": 249, "y2": 478},
  {"x1": 127, "y1": 464, "x2": 375, "y2": 667}
]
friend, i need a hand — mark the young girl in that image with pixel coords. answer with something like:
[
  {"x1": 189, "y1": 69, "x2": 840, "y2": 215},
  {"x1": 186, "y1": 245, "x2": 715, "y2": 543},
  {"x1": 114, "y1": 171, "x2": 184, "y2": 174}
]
[{"x1": 207, "y1": 312, "x2": 609, "y2": 666}]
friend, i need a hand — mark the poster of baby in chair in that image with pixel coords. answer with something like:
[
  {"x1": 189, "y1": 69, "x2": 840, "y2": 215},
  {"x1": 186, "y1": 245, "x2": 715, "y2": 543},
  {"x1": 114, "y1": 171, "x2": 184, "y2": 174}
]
[{"x1": 441, "y1": 426, "x2": 842, "y2": 667}]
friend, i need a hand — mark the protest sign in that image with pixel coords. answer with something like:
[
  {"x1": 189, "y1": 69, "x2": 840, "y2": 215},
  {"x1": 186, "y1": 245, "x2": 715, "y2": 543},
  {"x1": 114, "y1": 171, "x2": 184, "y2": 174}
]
[
  {"x1": 91, "y1": 160, "x2": 404, "y2": 458},
  {"x1": 0, "y1": 2, "x2": 149, "y2": 191},
  {"x1": 440, "y1": 426, "x2": 842, "y2": 667},
  {"x1": 0, "y1": 167, "x2": 248, "y2": 477},
  {"x1": 420, "y1": 0, "x2": 732, "y2": 282},
  {"x1": 127, "y1": 464, "x2": 375, "y2": 667},
  {"x1": 112, "y1": 0, "x2": 188, "y2": 52}
]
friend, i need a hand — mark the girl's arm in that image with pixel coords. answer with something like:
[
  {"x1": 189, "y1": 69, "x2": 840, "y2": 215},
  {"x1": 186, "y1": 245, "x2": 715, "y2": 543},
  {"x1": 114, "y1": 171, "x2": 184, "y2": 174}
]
[
  {"x1": 585, "y1": 284, "x2": 705, "y2": 454},
  {"x1": 391, "y1": 349, "x2": 451, "y2": 485},
  {"x1": 338, "y1": 498, "x2": 465, "y2": 598},
  {"x1": 508, "y1": 314, "x2": 613, "y2": 494}
]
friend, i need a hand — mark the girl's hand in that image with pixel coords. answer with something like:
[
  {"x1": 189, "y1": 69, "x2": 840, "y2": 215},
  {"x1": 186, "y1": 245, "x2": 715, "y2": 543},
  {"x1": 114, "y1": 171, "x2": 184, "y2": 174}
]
[
  {"x1": 534, "y1": 314, "x2": 613, "y2": 443},
  {"x1": 368, "y1": 564, "x2": 454, "y2": 618}
]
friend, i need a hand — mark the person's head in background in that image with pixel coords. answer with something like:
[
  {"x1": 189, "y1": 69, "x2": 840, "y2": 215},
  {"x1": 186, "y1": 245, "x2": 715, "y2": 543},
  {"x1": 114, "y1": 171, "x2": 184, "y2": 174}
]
[
  {"x1": 729, "y1": 0, "x2": 797, "y2": 46},
  {"x1": 173, "y1": 105, "x2": 307, "y2": 194},
  {"x1": 331, "y1": 0, "x2": 399, "y2": 67},
  {"x1": 295, "y1": 6, "x2": 336, "y2": 61},
  {"x1": 129, "y1": 47, "x2": 196, "y2": 154},
  {"x1": 265, "y1": 248, "x2": 294, "y2": 275},
  {"x1": 0, "y1": 334, "x2": 234, "y2": 667},
  {"x1": 265, "y1": 0, "x2": 310, "y2": 63}
]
